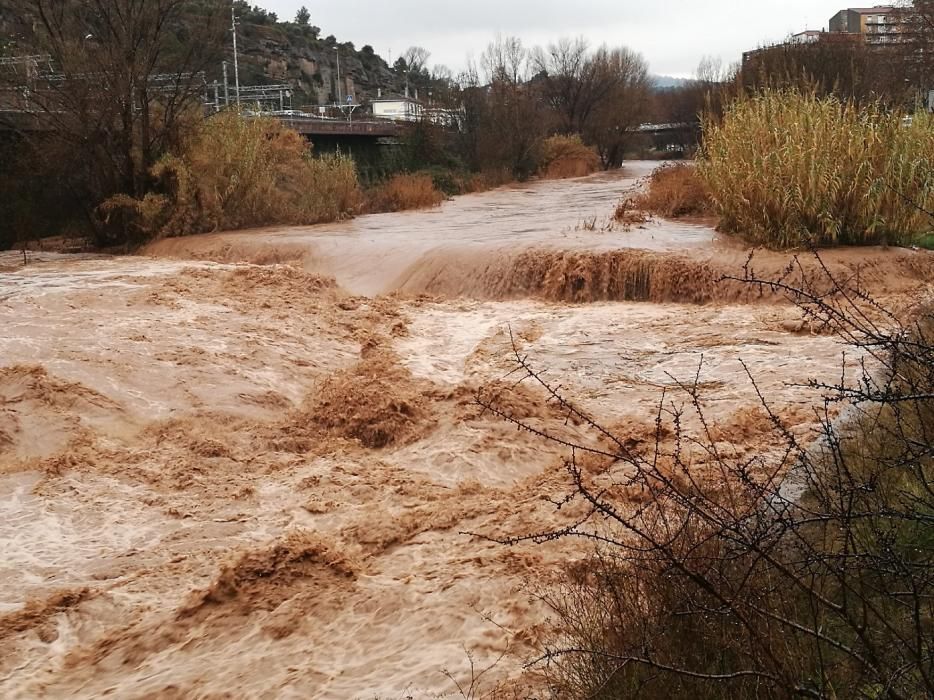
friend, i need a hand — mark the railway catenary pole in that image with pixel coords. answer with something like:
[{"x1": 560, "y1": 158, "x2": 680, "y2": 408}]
[{"x1": 231, "y1": 7, "x2": 241, "y2": 106}]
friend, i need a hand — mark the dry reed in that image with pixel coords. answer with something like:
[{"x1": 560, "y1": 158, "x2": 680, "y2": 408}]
[
  {"x1": 631, "y1": 163, "x2": 713, "y2": 218},
  {"x1": 364, "y1": 173, "x2": 445, "y2": 213},
  {"x1": 539, "y1": 134, "x2": 602, "y2": 179},
  {"x1": 102, "y1": 111, "x2": 361, "y2": 239},
  {"x1": 699, "y1": 90, "x2": 934, "y2": 248}
]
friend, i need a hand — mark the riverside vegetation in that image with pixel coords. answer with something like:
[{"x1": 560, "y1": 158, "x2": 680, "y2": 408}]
[
  {"x1": 0, "y1": 1, "x2": 648, "y2": 251},
  {"x1": 101, "y1": 112, "x2": 361, "y2": 241},
  {"x1": 700, "y1": 91, "x2": 934, "y2": 248},
  {"x1": 492, "y1": 89, "x2": 934, "y2": 699},
  {"x1": 497, "y1": 271, "x2": 934, "y2": 699},
  {"x1": 632, "y1": 91, "x2": 934, "y2": 250}
]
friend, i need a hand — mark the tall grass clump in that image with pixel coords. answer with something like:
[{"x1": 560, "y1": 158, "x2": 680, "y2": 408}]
[
  {"x1": 102, "y1": 110, "x2": 360, "y2": 241},
  {"x1": 699, "y1": 90, "x2": 934, "y2": 248},
  {"x1": 539, "y1": 134, "x2": 602, "y2": 179}
]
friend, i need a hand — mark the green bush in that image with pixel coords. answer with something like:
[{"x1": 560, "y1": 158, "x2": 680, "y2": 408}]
[{"x1": 699, "y1": 90, "x2": 934, "y2": 248}]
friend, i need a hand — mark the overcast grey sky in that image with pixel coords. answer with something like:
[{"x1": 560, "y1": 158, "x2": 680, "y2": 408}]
[{"x1": 260, "y1": 1, "x2": 853, "y2": 77}]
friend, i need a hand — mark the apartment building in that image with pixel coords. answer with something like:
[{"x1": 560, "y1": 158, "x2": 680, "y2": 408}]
[{"x1": 828, "y1": 6, "x2": 902, "y2": 44}]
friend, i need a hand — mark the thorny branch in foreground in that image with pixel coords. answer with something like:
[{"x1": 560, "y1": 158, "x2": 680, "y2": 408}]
[{"x1": 475, "y1": 253, "x2": 933, "y2": 699}]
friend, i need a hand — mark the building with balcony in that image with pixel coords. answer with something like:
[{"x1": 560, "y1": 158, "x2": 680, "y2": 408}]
[{"x1": 829, "y1": 6, "x2": 902, "y2": 44}]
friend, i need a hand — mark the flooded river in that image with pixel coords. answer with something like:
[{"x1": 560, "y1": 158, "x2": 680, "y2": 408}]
[{"x1": 1, "y1": 166, "x2": 931, "y2": 698}]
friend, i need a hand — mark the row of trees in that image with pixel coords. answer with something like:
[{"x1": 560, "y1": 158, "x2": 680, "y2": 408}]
[
  {"x1": 724, "y1": 0, "x2": 934, "y2": 108},
  {"x1": 416, "y1": 36, "x2": 653, "y2": 177},
  {"x1": 7, "y1": 0, "x2": 931, "y2": 248}
]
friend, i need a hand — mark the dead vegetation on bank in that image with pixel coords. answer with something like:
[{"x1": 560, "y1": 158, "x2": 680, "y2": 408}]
[
  {"x1": 628, "y1": 92, "x2": 934, "y2": 251},
  {"x1": 101, "y1": 112, "x2": 361, "y2": 242},
  {"x1": 539, "y1": 135, "x2": 603, "y2": 180},
  {"x1": 478, "y1": 265, "x2": 934, "y2": 699},
  {"x1": 701, "y1": 91, "x2": 934, "y2": 248},
  {"x1": 628, "y1": 163, "x2": 714, "y2": 219},
  {"x1": 363, "y1": 173, "x2": 446, "y2": 214}
]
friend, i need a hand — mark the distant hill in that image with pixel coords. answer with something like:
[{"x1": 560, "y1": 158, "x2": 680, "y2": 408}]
[
  {"x1": 0, "y1": 2, "x2": 409, "y2": 110},
  {"x1": 651, "y1": 75, "x2": 693, "y2": 89}
]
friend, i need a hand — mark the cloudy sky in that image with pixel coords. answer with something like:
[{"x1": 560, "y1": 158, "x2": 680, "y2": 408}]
[{"x1": 261, "y1": 1, "x2": 853, "y2": 77}]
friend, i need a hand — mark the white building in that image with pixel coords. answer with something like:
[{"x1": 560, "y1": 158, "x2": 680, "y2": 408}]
[
  {"x1": 371, "y1": 93, "x2": 423, "y2": 122},
  {"x1": 791, "y1": 30, "x2": 824, "y2": 43}
]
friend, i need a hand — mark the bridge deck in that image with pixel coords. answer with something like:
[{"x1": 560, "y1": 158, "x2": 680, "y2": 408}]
[
  {"x1": 276, "y1": 117, "x2": 403, "y2": 138},
  {"x1": 0, "y1": 111, "x2": 406, "y2": 138}
]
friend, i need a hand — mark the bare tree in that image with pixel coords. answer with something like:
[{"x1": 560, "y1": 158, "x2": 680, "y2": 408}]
[
  {"x1": 893, "y1": 0, "x2": 934, "y2": 105},
  {"x1": 531, "y1": 37, "x2": 593, "y2": 134},
  {"x1": 401, "y1": 45, "x2": 431, "y2": 76},
  {"x1": 0, "y1": 0, "x2": 225, "y2": 244},
  {"x1": 584, "y1": 47, "x2": 652, "y2": 167},
  {"x1": 695, "y1": 55, "x2": 731, "y2": 84},
  {"x1": 471, "y1": 35, "x2": 547, "y2": 177},
  {"x1": 533, "y1": 38, "x2": 651, "y2": 166},
  {"x1": 480, "y1": 34, "x2": 529, "y2": 87}
]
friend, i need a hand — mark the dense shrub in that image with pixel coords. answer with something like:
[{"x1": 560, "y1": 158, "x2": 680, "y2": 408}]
[
  {"x1": 699, "y1": 90, "x2": 934, "y2": 248},
  {"x1": 413, "y1": 166, "x2": 513, "y2": 197},
  {"x1": 415, "y1": 166, "x2": 472, "y2": 197},
  {"x1": 102, "y1": 111, "x2": 360, "y2": 241},
  {"x1": 539, "y1": 135, "x2": 602, "y2": 179},
  {"x1": 0, "y1": 137, "x2": 89, "y2": 250},
  {"x1": 364, "y1": 173, "x2": 444, "y2": 213},
  {"x1": 632, "y1": 163, "x2": 713, "y2": 218}
]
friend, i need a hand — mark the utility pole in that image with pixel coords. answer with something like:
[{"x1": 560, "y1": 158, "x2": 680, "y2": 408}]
[
  {"x1": 231, "y1": 7, "x2": 241, "y2": 106},
  {"x1": 334, "y1": 46, "x2": 341, "y2": 106},
  {"x1": 222, "y1": 60, "x2": 230, "y2": 106}
]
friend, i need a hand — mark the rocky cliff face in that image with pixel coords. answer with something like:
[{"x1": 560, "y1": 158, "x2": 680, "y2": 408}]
[
  {"x1": 233, "y1": 21, "x2": 405, "y2": 108},
  {"x1": 0, "y1": 5, "x2": 407, "y2": 109}
]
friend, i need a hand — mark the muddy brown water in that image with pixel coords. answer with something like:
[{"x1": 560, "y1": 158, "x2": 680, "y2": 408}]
[
  {"x1": 144, "y1": 163, "x2": 933, "y2": 303},
  {"x1": 1, "y1": 165, "x2": 932, "y2": 698}
]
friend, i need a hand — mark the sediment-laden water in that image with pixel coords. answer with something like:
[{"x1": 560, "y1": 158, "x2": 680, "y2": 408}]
[{"x1": 1, "y1": 166, "x2": 930, "y2": 698}]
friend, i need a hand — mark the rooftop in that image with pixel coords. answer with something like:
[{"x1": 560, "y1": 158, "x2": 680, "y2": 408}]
[{"x1": 846, "y1": 6, "x2": 896, "y2": 14}]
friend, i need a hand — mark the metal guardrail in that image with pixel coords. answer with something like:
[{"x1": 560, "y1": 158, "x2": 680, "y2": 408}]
[
  {"x1": 0, "y1": 55, "x2": 52, "y2": 67},
  {"x1": 275, "y1": 116, "x2": 404, "y2": 137}
]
